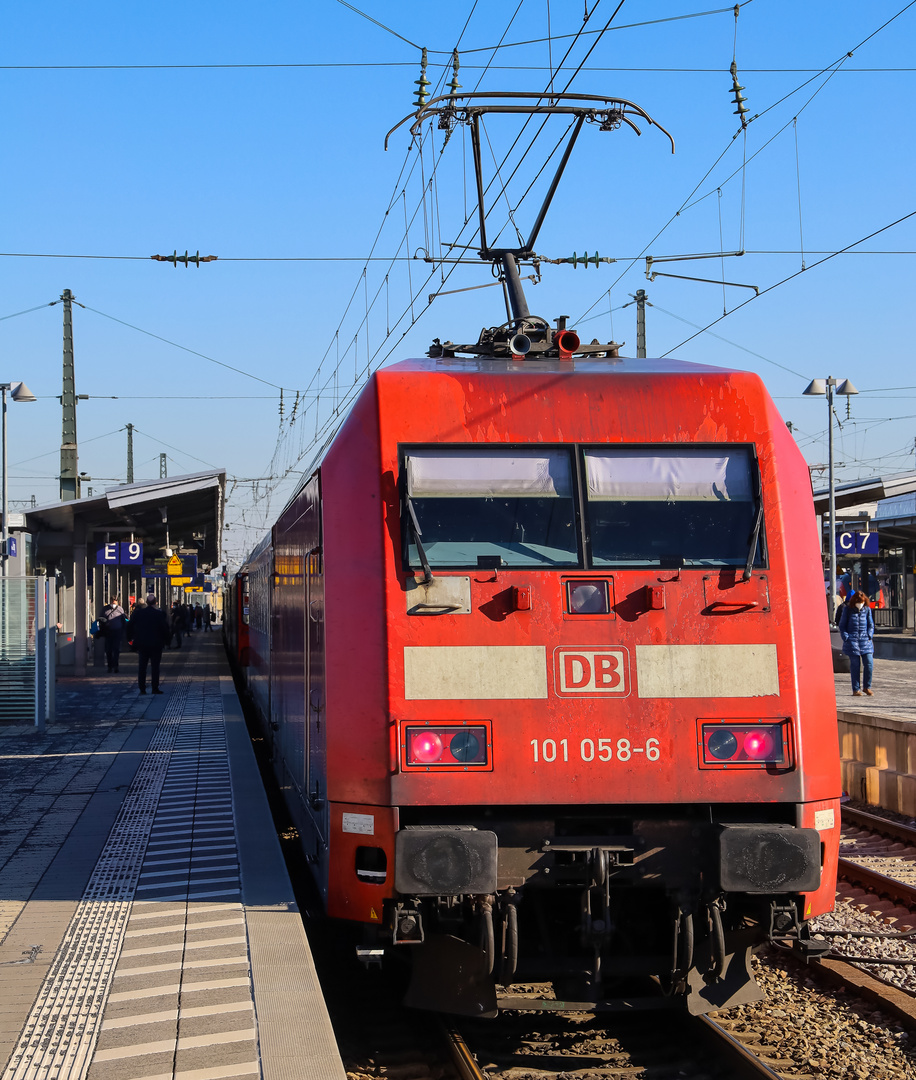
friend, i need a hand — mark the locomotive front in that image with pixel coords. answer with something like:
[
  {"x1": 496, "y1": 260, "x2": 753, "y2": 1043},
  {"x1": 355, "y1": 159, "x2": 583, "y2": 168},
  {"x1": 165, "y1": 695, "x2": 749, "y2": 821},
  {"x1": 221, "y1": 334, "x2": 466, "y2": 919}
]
[{"x1": 318, "y1": 347, "x2": 841, "y2": 1017}]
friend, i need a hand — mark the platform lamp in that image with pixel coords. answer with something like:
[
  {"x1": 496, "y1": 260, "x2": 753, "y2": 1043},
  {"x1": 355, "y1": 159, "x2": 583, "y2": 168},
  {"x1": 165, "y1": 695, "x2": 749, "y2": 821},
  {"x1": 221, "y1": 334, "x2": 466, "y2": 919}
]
[
  {"x1": 803, "y1": 376, "x2": 858, "y2": 620},
  {"x1": 1, "y1": 381, "x2": 37, "y2": 578}
]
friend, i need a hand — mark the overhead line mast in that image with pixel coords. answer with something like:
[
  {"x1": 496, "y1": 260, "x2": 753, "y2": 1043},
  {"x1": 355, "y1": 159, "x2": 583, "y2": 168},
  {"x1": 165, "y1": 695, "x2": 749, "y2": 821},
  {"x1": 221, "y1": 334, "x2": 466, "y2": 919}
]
[{"x1": 60, "y1": 289, "x2": 79, "y2": 501}]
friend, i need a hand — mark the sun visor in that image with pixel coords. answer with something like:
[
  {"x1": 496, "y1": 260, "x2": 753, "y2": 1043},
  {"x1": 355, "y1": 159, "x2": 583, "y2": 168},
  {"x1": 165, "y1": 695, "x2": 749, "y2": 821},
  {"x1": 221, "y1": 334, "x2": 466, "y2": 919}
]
[{"x1": 406, "y1": 449, "x2": 572, "y2": 498}]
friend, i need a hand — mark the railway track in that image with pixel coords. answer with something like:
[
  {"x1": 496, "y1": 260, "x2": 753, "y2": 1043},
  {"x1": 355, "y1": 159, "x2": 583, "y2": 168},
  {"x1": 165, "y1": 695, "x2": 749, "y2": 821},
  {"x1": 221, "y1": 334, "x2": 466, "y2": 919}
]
[
  {"x1": 319, "y1": 916, "x2": 916, "y2": 1079},
  {"x1": 837, "y1": 804, "x2": 916, "y2": 911},
  {"x1": 803, "y1": 804, "x2": 916, "y2": 1006},
  {"x1": 448, "y1": 1006, "x2": 799, "y2": 1079}
]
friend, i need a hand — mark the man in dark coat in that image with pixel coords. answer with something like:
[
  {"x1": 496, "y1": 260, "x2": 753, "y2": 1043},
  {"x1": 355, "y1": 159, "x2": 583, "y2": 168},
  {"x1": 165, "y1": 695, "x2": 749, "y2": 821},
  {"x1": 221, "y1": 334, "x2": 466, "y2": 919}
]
[{"x1": 128, "y1": 593, "x2": 170, "y2": 695}]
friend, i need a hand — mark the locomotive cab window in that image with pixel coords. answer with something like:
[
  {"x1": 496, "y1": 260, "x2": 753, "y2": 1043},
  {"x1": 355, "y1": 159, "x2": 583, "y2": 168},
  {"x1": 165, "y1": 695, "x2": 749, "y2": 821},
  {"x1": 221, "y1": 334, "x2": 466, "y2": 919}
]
[
  {"x1": 583, "y1": 446, "x2": 765, "y2": 570},
  {"x1": 403, "y1": 448, "x2": 579, "y2": 569}
]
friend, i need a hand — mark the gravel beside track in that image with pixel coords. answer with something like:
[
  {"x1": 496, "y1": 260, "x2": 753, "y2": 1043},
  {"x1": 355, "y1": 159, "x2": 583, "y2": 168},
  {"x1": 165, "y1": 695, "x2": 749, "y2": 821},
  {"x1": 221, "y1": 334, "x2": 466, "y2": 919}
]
[
  {"x1": 812, "y1": 804, "x2": 916, "y2": 993},
  {"x1": 713, "y1": 949, "x2": 916, "y2": 1078},
  {"x1": 812, "y1": 901, "x2": 916, "y2": 995}
]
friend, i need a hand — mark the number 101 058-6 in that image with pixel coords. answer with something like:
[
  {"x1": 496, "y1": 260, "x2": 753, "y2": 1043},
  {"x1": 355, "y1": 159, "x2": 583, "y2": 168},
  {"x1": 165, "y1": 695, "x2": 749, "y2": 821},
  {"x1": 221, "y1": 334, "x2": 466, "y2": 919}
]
[{"x1": 530, "y1": 737, "x2": 660, "y2": 763}]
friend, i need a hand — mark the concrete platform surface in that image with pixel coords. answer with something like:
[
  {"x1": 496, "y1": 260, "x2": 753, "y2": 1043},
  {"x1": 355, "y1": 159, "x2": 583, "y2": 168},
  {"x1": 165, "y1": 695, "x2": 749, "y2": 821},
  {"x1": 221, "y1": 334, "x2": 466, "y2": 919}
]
[
  {"x1": 0, "y1": 631, "x2": 344, "y2": 1080},
  {"x1": 834, "y1": 653, "x2": 916, "y2": 723}
]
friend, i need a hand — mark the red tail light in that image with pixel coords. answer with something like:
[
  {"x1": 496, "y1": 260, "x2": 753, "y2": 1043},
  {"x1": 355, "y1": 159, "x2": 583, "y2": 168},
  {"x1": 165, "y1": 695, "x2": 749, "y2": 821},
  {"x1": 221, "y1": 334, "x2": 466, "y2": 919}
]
[
  {"x1": 699, "y1": 720, "x2": 791, "y2": 769},
  {"x1": 401, "y1": 722, "x2": 492, "y2": 771},
  {"x1": 410, "y1": 731, "x2": 444, "y2": 764}
]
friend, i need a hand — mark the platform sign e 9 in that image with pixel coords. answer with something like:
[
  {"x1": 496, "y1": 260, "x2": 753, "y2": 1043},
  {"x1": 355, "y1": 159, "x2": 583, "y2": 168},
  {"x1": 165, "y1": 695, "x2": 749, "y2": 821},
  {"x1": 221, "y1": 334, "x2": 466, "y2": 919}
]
[{"x1": 96, "y1": 541, "x2": 143, "y2": 565}]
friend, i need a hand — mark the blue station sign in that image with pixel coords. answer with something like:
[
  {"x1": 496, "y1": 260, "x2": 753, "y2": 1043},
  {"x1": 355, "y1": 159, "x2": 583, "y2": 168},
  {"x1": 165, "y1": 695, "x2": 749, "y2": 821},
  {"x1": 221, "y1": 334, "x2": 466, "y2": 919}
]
[
  {"x1": 835, "y1": 530, "x2": 879, "y2": 556},
  {"x1": 96, "y1": 541, "x2": 144, "y2": 565}
]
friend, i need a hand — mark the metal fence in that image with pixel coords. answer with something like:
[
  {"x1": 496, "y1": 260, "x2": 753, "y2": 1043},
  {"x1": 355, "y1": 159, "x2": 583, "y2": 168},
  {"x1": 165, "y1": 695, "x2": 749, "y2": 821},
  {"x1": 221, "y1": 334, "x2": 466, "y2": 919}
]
[
  {"x1": 875, "y1": 607, "x2": 905, "y2": 629},
  {"x1": 0, "y1": 576, "x2": 55, "y2": 725}
]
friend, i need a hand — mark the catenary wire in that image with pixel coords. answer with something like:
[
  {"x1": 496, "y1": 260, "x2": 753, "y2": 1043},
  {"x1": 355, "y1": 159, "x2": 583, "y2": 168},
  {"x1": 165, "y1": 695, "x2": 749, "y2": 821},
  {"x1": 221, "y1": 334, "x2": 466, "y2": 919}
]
[
  {"x1": 78, "y1": 303, "x2": 293, "y2": 392},
  {"x1": 129, "y1": 427, "x2": 221, "y2": 470},
  {"x1": 663, "y1": 210, "x2": 916, "y2": 355},
  {"x1": 1, "y1": 5, "x2": 750, "y2": 67},
  {"x1": 575, "y1": 1, "x2": 916, "y2": 329}
]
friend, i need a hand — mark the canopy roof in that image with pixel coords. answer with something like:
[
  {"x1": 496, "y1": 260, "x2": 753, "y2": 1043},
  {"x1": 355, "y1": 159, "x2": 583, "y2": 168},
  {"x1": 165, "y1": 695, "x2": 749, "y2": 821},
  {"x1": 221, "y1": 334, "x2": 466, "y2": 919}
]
[
  {"x1": 24, "y1": 470, "x2": 225, "y2": 569},
  {"x1": 812, "y1": 473, "x2": 916, "y2": 516}
]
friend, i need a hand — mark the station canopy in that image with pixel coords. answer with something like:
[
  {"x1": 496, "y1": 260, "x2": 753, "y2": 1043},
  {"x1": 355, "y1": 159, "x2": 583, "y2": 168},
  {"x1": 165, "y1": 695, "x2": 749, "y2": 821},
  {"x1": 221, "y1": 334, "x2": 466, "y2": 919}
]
[
  {"x1": 812, "y1": 472, "x2": 916, "y2": 547},
  {"x1": 24, "y1": 470, "x2": 226, "y2": 570},
  {"x1": 811, "y1": 473, "x2": 916, "y2": 517}
]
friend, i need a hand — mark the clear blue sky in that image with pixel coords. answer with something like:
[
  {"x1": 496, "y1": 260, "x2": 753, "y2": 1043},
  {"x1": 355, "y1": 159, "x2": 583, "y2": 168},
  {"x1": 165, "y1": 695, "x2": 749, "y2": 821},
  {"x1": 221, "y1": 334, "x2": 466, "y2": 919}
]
[{"x1": 2, "y1": 1, "x2": 915, "y2": 564}]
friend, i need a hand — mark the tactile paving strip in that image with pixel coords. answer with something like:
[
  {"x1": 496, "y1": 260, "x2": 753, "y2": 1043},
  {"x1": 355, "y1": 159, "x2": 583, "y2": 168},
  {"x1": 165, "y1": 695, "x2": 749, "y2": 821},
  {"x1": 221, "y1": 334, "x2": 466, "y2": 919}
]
[
  {"x1": 1, "y1": 682, "x2": 191, "y2": 1080},
  {"x1": 86, "y1": 682, "x2": 257, "y2": 1079}
]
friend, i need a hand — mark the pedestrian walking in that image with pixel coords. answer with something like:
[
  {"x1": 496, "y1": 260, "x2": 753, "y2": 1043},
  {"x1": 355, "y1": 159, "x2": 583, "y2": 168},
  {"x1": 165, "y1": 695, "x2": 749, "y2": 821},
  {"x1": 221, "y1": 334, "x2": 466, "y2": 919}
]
[
  {"x1": 203, "y1": 602, "x2": 212, "y2": 631},
  {"x1": 128, "y1": 593, "x2": 170, "y2": 695},
  {"x1": 838, "y1": 589, "x2": 875, "y2": 697},
  {"x1": 100, "y1": 595, "x2": 127, "y2": 672},
  {"x1": 193, "y1": 604, "x2": 203, "y2": 630}
]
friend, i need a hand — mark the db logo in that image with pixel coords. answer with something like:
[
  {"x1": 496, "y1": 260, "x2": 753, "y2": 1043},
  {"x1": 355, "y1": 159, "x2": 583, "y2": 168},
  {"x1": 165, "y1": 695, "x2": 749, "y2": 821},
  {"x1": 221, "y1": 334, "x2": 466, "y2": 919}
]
[{"x1": 555, "y1": 648, "x2": 630, "y2": 695}]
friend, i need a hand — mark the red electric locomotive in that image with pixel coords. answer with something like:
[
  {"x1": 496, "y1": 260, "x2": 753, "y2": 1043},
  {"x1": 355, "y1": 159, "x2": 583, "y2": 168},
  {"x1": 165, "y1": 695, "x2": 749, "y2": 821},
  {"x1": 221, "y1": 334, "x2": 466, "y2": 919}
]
[
  {"x1": 234, "y1": 346, "x2": 840, "y2": 1015},
  {"x1": 231, "y1": 92, "x2": 840, "y2": 1016}
]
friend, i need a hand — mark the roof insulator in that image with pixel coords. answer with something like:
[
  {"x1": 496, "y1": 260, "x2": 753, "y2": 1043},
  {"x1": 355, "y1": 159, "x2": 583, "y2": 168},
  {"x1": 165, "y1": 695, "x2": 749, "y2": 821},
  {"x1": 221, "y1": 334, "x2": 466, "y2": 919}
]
[
  {"x1": 414, "y1": 47, "x2": 430, "y2": 109},
  {"x1": 448, "y1": 49, "x2": 461, "y2": 96}
]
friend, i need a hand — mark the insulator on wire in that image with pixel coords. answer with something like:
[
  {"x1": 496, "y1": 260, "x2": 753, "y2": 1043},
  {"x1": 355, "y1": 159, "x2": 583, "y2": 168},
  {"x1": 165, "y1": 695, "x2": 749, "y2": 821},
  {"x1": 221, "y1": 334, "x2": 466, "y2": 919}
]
[
  {"x1": 448, "y1": 50, "x2": 461, "y2": 96},
  {"x1": 414, "y1": 47, "x2": 430, "y2": 109},
  {"x1": 730, "y1": 60, "x2": 748, "y2": 125},
  {"x1": 150, "y1": 249, "x2": 218, "y2": 267},
  {"x1": 567, "y1": 251, "x2": 611, "y2": 269}
]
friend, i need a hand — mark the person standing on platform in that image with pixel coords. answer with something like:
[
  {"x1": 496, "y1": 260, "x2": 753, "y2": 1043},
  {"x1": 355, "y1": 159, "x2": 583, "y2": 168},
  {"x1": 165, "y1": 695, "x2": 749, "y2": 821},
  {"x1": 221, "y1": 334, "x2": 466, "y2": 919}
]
[
  {"x1": 203, "y1": 602, "x2": 212, "y2": 631},
  {"x1": 838, "y1": 589, "x2": 876, "y2": 697},
  {"x1": 101, "y1": 595, "x2": 126, "y2": 673},
  {"x1": 128, "y1": 593, "x2": 170, "y2": 695},
  {"x1": 169, "y1": 600, "x2": 185, "y2": 648}
]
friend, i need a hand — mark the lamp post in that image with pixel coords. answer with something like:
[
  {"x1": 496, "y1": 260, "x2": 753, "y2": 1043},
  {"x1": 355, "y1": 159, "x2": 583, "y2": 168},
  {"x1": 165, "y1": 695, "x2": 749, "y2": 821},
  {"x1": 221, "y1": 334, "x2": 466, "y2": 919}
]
[
  {"x1": 803, "y1": 376, "x2": 858, "y2": 621},
  {"x1": 1, "y1": 381, "x2": 38, "y2": 577}
]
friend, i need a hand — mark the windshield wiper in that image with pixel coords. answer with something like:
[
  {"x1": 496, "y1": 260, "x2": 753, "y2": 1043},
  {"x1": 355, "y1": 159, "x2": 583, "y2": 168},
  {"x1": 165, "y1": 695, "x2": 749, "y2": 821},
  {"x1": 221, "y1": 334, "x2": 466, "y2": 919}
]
[
  {"x1": 406, "y1": 496, "x2": 434, "y2": 585},
  {"x1": 743, "y1": 501, "x2": 764, "y2": 581}
]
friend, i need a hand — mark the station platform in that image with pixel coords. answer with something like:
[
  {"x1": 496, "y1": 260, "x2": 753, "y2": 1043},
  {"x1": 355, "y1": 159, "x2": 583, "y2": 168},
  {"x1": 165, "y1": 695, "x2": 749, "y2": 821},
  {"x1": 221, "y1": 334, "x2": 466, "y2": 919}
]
[
  {"x1": 835, "y1": 650, "x2": 916, "y2": 818},
  {"x1": 0, "y1": 630, "x2": 345, "y2": 1080}
]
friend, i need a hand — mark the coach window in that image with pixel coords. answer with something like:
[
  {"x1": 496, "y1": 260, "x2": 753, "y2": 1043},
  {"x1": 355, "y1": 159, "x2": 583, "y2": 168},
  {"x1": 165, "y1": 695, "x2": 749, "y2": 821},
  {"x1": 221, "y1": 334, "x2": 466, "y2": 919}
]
[
  {"x1": 403, "y1": 447, "x2": 580, "y2": 569},
  {"x1": 583, "y1": 446, "x2": 764, "y2": 570}
]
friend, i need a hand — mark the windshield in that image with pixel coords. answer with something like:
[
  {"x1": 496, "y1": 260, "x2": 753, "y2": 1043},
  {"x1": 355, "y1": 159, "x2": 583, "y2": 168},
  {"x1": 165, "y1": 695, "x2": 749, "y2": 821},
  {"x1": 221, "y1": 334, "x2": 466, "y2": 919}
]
[
  {"x1": 404, "y1": 448, "x2": 579, "y2": 568},
  {"x1": 401, "y1": 444, "x2": 764, "y2": 572},
  {"x1": 583, "y1": 447, "x2": 761, "y2": 568}
]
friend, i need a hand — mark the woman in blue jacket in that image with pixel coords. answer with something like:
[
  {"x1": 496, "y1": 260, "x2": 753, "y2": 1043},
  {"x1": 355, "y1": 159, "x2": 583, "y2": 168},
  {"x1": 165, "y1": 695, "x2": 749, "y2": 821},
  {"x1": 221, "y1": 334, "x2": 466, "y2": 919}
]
[{"x1": 838, "y1": 589, "x2": 875, "y2": 697}]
